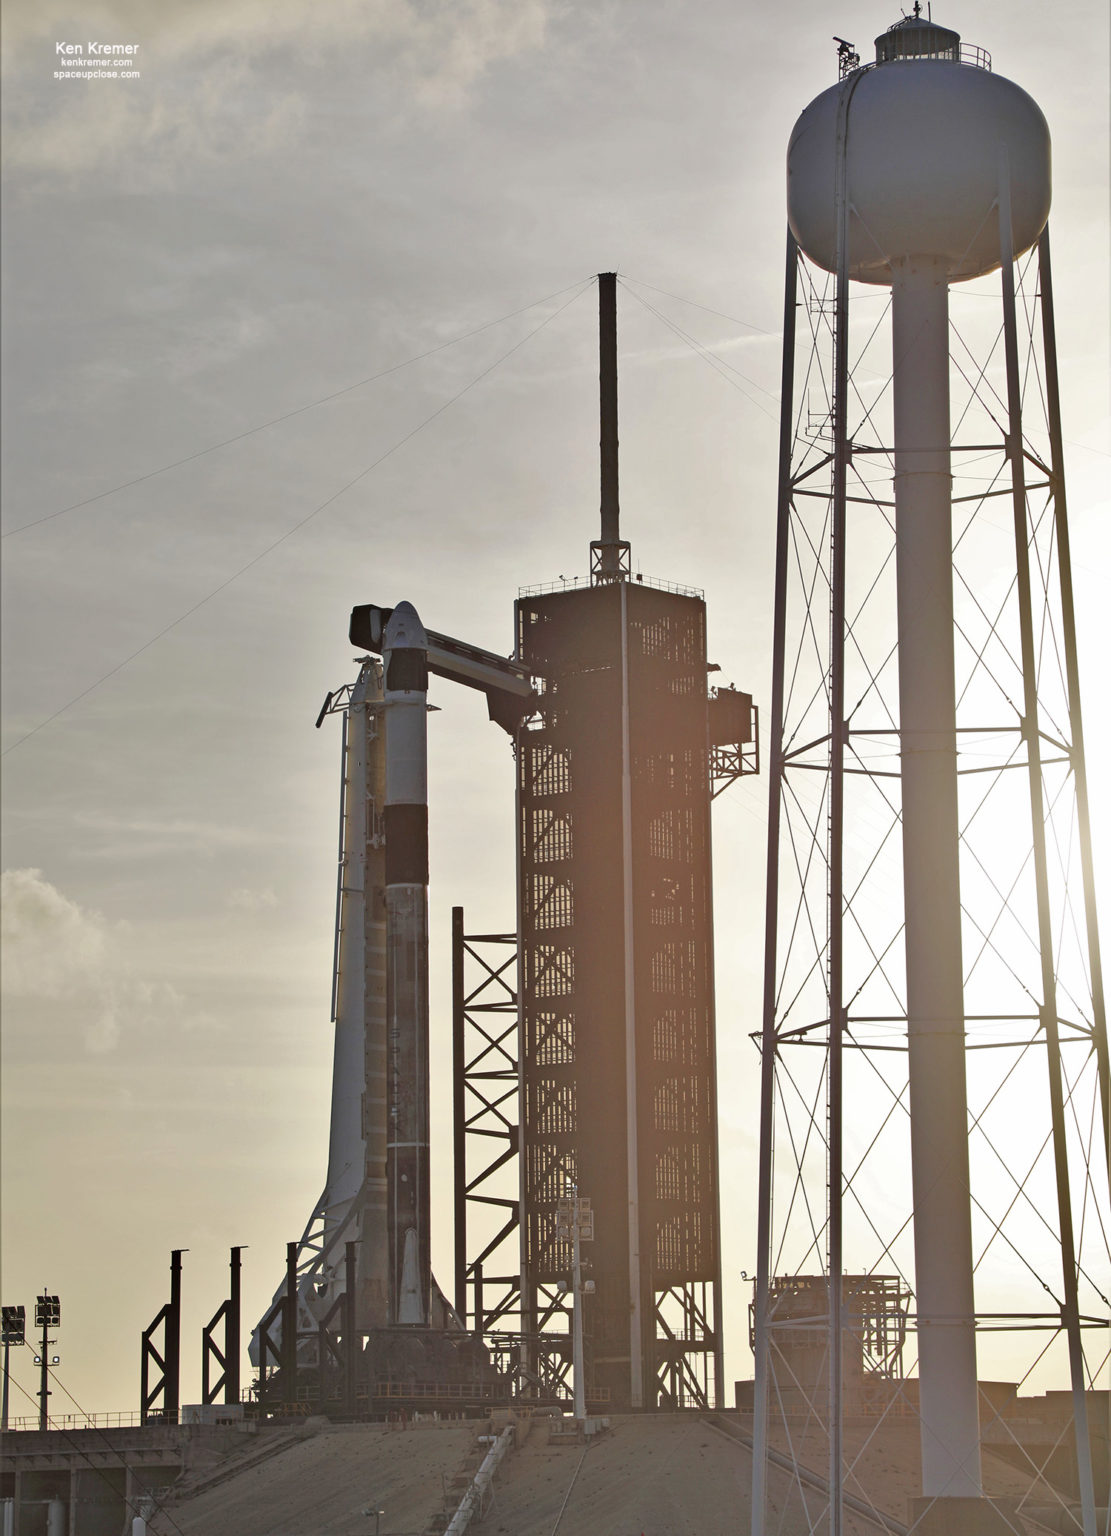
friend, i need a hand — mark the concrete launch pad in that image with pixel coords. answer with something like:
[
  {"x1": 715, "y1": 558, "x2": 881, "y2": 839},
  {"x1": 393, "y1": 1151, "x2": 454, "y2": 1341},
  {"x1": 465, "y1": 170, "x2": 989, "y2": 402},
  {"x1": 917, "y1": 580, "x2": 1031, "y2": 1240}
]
[{"x1": 122, "y1": 1411, "x2": 1091, "y2": 1536}]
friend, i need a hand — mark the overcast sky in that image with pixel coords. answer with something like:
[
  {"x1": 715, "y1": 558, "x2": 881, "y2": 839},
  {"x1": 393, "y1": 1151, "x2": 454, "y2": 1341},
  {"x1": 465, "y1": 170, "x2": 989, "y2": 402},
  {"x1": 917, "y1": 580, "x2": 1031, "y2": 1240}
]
[{"x1": 2, "y1": 0, "x2": 1107, "y2": 1418}]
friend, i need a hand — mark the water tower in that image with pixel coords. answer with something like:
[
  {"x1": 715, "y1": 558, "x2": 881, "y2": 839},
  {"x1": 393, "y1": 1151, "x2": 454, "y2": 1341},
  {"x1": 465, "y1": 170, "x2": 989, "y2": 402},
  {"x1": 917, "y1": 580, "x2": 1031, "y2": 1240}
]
[{"x1": 753, "y1": 14, "x2": 1108, "y2": 1535}]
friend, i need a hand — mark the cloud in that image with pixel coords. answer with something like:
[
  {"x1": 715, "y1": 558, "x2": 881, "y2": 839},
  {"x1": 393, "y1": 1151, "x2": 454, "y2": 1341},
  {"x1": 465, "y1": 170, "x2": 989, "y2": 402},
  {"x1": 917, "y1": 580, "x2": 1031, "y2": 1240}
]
[
  {"x1": 225, "y1": 884, "x2": 278, "y2": 910},
  {"x1": 0, "y1": 867, "x2": 182, "y2": 1052},
  {"x1": 1, "y1": 0, "x2": 550, "y2": 180},
  {"x1": 70, "y1": 813, "x2": 278, "y2": 860}
]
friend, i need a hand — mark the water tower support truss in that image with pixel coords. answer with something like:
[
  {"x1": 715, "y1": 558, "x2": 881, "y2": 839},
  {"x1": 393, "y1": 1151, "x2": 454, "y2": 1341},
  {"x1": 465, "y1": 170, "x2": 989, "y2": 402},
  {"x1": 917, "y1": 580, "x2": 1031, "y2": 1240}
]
[{"x1": 751, "y1": 231, "x2": 1110, "y2": 1536}]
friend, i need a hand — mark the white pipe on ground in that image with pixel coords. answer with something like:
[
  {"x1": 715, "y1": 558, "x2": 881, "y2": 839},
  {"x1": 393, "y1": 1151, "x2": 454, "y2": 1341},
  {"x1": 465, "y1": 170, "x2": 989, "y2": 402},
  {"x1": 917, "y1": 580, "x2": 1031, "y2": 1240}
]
[{"x1": 442, "y1": 1426, "x2": 514, "y2": 1536}]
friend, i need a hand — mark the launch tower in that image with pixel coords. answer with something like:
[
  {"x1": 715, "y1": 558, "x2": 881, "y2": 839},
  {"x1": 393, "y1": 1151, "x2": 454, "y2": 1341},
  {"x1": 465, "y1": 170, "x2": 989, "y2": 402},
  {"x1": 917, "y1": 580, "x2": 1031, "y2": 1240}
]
[{"x1": 511, "y1": 275, "x2": 755, "y2": 1411}]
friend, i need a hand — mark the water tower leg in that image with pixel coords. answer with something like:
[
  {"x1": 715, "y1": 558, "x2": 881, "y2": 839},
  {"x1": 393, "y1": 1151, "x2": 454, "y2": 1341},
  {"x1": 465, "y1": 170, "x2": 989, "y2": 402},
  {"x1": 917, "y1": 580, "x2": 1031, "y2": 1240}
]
[{"x1": 891, "y1": 256, "x2": 982, "y2": 1503}]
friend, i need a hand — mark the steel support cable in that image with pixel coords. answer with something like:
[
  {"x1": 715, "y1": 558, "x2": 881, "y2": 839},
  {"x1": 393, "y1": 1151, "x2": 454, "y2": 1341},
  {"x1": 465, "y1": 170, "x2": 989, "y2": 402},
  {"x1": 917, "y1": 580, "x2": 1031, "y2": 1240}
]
[
  {"x1": 776, "y1": 780, "x2": 834, "y2": 1023},
  {"x1": 950, "y1": 333, "x2": 1011, "y2": 439},
  {"x1": 953, "y1": 572, "x2": 1028, "y2": 717},
  {"x1": 1029, "y1": 494, "x2": 1074, "y2": 740},
  {"x1": 1024, "y1": 488, "x2": 1067, "y2": 689},
  {"x1": 844, "y1": 342, "x2": 898, "y2": 456},
  {"x1": 961, "y1": 770, "x2": 1081, "y2": 1008},
  {"x1": 794, "y1": 320, "x2": 832, "y2": 466},
  {"x1": 782, "y1": 574, "x2": 833, "y2": 760},
  {"x1": 853, "y1": 1030, "x2": 1053, "y2": 1288},
  {"x1": 769, "y1": 1055, "x2": 831, "y2": 1284},
  {"x1": 984, "y1": 1346, "x2": 1093, "y2": 1534},
  {"x1": 844, "y1": 286, "x2": 895, "y2": 414},
  {"x1": 840, "y1": 794, "x2": 904, "y2": 950},
  {"x1": 953, "y1": 592, "x2": 1025, "y2": 717},
  {"x1": 835, "y1": 1055, "x2": 913, "y2": 1214},
  {"x1": 952, "y1": 589, "x2": 1032, "y2": 709},
  {"x1": 972, "y1": 1115, "x2": 1063, "y2": 1278},
  {"x1": 617, "y1": 281, "x2": 781, "y2": 420},
  {"x1": 843, "y1": 618, "x2": 899, "y2": 731},
  {"x1": 1038, "y1": 792, "x2": 1096, "y2": 1031},
  {"x1": 796, "y1": 264, "x2": 836, "y2": 445},
  {"x1": 1029, "y1": 491, "x2": 1061, "y2": 685},
  {"x1": 782, "y1": 507, "x2": 836, "y2": 751},
  {"x1": 1, "y1": 280, "x2": 593, "y2": 758},
  {"x1": 6, "y1": 1375, "x2": 189, "y2": 1536},
  {"x1": 845, "y1": 459, "x2": 897, "y2": 536},
  {"x1": 981, "y1": 1327, "x2": 1088, "y2": 1524},
  {"x1": 952, "y1": 451, "x2": 1009, "y2": 554},
  {"x1": 837, "y1": 785, "x2": 910, "y2": 1010},
  {"x1": 951, "y1": 252, "x2": 1041, "y2": 439},
  {"x1": 838, "y1": 1089, "x2": 919, "y2": 1290},
  {"x1": 617, "y1": 273, "x2": 777, "y2": 336},
  {"x1": 2, "y1": 277, "x2": 594, "y2": 539},
  {"x1": 619, "y1": 278, "x2": 783, "y2": 399},
  {"x1": 1075, "y1": 1067, "x2": 1111, "y2": 1271},
  {"x1": 1084, "y1": 1339, "x2": 1111, "y2": 1392},
  {"x1": 764, "y1": 1337, "x2": 837, "y2": 1515},
  {"x1": 846, "y1": 917, "x2": 907, "y2": 1018},
  {"x1": 960, "y1": 812, "x2": 1045, "y2": 990},
  {"x1": 1061, "y1": 1052, "x2": 1111, "y2": 1273},
  {"x1": 1016, "y1": 248, "x2": 1047, "y2": 413},
  {"x1": 771, "y1": 1054, "x2": 833, "y2": 1277},
  {"x1": 853, "y1": 1025, "x2": 1068, "y2": 1297},
  {"x1": 842, "y1": 897, "x2": 905, "y2": 1015},
  {"x1": 782, "y1": 766, "x2": 835, "y2": 970},
  {"x1": 970, "y1": 1088, "x2": 1108, "y2": 1307}
]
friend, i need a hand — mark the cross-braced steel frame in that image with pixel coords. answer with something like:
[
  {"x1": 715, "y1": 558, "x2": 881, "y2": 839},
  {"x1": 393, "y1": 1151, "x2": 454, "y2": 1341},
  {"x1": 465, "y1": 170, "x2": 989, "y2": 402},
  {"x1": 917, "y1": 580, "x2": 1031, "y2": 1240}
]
[
  {"x1": 752, "y1": 229, "x2": 1110, "y2": 1536},
  {"x1": 452, "y1": 909, "x2": 589, "y2": 1407},
  {"x1": 452, "y1": 911, "x2": 522, "y2": 1337}
]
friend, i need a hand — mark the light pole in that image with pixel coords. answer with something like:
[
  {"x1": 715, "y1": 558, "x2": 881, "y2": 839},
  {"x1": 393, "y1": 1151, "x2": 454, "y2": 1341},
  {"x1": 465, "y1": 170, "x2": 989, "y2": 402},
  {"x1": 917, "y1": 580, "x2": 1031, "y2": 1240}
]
[
  {"x1": 555, "y1": 1192, "x2": 594, "y2": 1421},
  {"x1": 2, "y1": 1305, "x2": 26, "y2": 1431},
  {"x1": 34, "y1": 1293, "x2": 60, "y2": 1431}
]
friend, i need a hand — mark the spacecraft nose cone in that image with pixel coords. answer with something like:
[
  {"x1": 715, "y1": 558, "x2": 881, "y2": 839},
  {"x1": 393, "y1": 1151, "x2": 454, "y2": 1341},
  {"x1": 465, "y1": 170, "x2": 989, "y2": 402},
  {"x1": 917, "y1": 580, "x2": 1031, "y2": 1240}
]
[{"x1": 384, "y1": 600, "x2": 428, "y2": 652}]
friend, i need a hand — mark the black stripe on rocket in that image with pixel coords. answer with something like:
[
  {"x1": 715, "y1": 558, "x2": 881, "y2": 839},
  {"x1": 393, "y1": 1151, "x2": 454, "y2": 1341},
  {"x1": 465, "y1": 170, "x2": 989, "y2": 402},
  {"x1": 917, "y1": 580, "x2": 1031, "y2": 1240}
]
[{"x1": 382, "y1": 600, "x2": 432, "y2": 1327}]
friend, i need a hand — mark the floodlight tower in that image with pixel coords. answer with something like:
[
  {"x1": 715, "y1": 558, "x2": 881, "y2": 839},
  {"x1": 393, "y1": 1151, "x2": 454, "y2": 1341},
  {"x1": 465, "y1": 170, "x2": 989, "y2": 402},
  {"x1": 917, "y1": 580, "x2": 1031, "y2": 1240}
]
[{"x1": 753, "y1": 14, "x2": 1108, "y2": 1536}]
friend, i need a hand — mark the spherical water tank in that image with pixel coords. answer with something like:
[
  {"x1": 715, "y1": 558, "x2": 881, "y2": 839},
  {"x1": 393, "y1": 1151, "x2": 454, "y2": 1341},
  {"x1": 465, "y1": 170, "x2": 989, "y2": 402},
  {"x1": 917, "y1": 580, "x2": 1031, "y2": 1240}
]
[{"x1": 787, "y1": 18, "x2": 1051, "y2": 284}]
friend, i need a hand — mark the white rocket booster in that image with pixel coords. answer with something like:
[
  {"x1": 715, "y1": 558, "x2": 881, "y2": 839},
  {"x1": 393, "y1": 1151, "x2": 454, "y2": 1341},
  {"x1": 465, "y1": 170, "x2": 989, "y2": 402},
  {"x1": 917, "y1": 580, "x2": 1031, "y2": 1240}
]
[{"x1": 251, "y1": 600, "x2": 524, "y2": 1358}]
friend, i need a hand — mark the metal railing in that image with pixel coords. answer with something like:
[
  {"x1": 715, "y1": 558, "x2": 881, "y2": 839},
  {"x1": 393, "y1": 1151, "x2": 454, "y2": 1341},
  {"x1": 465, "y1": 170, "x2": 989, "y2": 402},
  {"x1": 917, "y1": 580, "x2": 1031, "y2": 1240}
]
[
  {"x1": 4, "y1": 1409, "x2": 155, "y2": 1432},
  {"x1": 519, "y1": 571, "x2": 703, "y2": 601},
  {"x1": 843, "y1": 42, "x2": 991, "y2": 79}
]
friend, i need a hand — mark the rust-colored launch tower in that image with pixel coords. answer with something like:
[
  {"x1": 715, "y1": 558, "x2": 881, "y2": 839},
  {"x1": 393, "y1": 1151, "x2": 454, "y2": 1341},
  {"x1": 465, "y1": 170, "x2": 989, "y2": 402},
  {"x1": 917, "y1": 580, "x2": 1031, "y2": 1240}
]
[{"x1": 511, "y1": 275, "x2": 754, "y2": 1410}]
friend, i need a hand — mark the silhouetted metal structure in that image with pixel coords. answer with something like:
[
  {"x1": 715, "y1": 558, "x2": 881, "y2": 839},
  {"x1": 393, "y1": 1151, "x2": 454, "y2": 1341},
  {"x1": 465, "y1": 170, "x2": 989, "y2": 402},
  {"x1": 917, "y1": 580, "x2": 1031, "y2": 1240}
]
[
  {"x1": 452, "y1": 912, "x2": 521, "y2": 1338},
  {"x1": 141, "y1": 1253, "x2": 182, "y2": 1424},
  {"x1": 508, "y1": 274, "x2": 755, "y2": 1411},
  {"x1": 753, "y1": 18, "x2": 1109, "y2": 1536},
  {"x1": 256, "y1": 1242, "x2": 299, "y2": 1411},
  {"x1": 34, "y1": 1293, "x2": 59, "y2": 1432},
  {"x1": 315, "y1": 1241, "x2": 360, "y2": 1415},
  {"x1": 201, "y1": 1246, "x2": 242, "y2": 1407},
  {"x1": 515, "y1": 574, "x2": 726, "y2": 1411}
]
